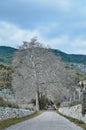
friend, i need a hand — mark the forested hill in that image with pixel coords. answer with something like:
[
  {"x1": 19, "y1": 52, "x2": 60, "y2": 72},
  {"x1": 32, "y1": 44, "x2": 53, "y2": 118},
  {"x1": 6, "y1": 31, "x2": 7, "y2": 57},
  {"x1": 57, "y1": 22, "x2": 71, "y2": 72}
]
[
  {"x1": 0, "y1": 46, "x2": 86, "y2": 64},
  {"x1": 52, "y1": 49, "x2": 86, "y2": 63},
  {"x1": 0, "y1": 46, "x2": 17, "y2": 64}
]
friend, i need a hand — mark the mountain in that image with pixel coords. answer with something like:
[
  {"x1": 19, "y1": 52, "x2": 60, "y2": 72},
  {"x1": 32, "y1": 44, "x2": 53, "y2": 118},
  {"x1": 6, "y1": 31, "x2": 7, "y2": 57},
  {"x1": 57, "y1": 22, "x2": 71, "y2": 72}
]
[
  {"x1": 52, "y1": 49, "x2": 86, "y2": 63},
  {"x1": 0, "y1": 46, "x2": 17, "y2": 64},
  {"x1": 0, "y1": 46, "x2": 86, "y2": 64}
]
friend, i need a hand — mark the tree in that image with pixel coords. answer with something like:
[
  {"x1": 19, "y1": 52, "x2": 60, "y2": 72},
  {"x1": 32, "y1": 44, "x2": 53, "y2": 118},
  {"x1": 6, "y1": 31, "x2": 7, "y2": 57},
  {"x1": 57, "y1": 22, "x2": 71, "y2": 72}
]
[
  {"x1": 12, "y1": 38, "x2": 75, "y2": 109},
  {"x1": 13, "y1": 37, "x2": 43, "y2": 110}
]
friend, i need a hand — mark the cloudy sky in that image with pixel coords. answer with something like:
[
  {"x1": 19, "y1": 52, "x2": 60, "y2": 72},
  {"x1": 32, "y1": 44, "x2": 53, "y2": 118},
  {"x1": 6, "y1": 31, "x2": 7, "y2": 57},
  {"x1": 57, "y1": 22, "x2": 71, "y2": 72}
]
[{"x1": 0, "y1": 0, "x2": 86, "y2": 54}]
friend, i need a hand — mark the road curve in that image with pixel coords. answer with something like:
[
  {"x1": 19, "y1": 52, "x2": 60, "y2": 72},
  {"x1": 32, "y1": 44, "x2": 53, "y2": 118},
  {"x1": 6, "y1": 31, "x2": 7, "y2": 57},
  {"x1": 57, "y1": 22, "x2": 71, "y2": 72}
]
[{"x1": 4, "y1": 111, "x2": 83, "y2": 130}]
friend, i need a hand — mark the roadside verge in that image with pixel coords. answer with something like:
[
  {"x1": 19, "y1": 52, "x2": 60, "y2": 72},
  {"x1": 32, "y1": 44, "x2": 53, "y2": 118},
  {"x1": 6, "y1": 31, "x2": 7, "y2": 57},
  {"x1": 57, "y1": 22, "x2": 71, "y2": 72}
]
[
  {"x1": 0, "y1": 111, "x2": 44, "y2": 130},
  {"x1": 57, "y1": 111, "x2": 86, "y2": 130}
]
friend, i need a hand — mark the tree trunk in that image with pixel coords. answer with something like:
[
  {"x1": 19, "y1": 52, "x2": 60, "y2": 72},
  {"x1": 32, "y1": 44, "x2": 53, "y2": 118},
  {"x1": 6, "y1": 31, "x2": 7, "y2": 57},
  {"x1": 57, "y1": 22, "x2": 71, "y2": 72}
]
[{"x1": 36, "y1": 91, "x2": 39, "y2": 111}]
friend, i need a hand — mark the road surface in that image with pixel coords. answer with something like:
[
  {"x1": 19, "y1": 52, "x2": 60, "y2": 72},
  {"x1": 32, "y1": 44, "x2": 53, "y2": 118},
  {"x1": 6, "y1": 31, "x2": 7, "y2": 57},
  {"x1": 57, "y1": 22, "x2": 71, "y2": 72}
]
[{"x1": 4, "y1": 111, "x2": 83, "y2": 130}]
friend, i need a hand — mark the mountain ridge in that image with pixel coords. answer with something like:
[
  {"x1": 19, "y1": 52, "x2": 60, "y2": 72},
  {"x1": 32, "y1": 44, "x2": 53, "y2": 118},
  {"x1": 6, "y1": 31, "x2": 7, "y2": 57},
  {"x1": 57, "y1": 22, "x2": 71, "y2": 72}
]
[
  {"x1": 0, "y1": 46, "x2": 17, "y2": 64},
  {"x1": 52, "y1": 49, "x2": 86, "y2": 63},
  {"x1": 0, "y1": 46, "x2": 86, "y2": 64}
]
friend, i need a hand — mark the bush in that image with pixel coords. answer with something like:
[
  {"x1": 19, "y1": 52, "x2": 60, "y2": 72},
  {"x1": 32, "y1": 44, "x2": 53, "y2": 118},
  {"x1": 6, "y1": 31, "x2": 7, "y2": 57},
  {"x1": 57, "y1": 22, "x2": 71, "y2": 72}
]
[
  {"x1": 0, "y1": 97, "x2": 19, "y2": 108},
  {"x1": 7, "y1": 102, "x2": 19, "y2": 109},
  {"x1": 69, "y1": 101, "x2": 81, "y2": 107},
  {"x1": 56, "y1": 102, "x2": 60, "y2": 107},
  {"x1": 39, "y1": 95, "x2": 50, "y2": 110},
  {"x1": 0, "y1": 97, "x2": 6, "y2": 107},
  {"x1": 30, "y1": 99, "x2": 36, "y2": 105}
]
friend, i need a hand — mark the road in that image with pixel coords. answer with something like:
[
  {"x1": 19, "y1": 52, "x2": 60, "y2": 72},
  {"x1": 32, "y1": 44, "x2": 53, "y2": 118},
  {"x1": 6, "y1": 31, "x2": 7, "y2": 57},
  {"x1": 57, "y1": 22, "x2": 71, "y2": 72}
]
[{"x1": 4, "y1": 111, "x2": 83, "y2": 130}]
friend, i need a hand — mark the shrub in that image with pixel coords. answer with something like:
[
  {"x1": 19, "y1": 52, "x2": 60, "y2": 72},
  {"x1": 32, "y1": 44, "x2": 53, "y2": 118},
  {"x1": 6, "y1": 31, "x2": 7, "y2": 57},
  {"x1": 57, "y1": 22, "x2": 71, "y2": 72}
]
[
  {"x1": 0, "y1": 97, "x2": 19, "y2": 108},
  {"x1": 69, "y1": 101, "x2": 81, "y2": 107},
  {"x1": 0, "y1": 97, "x2": 6, "y2": 107},
  {"x1": 39, "y1": 95, "x2": 50, "y2": 110},
  {"x1": 7, "y1": 102, "x2": 19, "y2": 109}
]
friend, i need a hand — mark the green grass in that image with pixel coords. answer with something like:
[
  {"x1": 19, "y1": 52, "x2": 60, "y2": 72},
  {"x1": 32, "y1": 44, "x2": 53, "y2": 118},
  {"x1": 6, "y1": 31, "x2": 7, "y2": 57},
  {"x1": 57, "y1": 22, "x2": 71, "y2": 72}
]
[
  {"x1": 0, "y1": 111, "x2": 44, "y2": 130},
  {"x1": 57, "y1": 111, "x2": 86, "y2": 130}
]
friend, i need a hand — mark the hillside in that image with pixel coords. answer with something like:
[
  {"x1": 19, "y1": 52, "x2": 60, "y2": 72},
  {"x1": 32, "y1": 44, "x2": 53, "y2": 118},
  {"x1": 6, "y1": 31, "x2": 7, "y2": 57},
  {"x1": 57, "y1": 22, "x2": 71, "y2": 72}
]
[
  {"x1": 53, "y1": 49, "x2": 86, "y2": 63},
  {"x1": 0, "y1": 46, "x2": 17, "y2": 64},
  {"x1": 0, "y1": 46, "x2": 86, "y2": 65}
]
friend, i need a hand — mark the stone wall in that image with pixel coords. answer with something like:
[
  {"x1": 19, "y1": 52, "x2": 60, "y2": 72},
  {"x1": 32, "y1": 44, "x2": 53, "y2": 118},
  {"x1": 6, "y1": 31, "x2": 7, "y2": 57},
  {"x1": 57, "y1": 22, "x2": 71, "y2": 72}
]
[
  {"x1": 0, "y1": 107, "x2": 34, "y2": 121},
  {"x1": 59, "y1": 104, "x2": 86, "y2": 123}
]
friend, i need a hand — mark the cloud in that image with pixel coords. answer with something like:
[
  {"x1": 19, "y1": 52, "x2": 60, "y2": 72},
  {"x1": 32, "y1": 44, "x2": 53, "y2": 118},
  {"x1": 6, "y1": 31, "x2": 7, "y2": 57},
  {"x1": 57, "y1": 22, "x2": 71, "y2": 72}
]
[
  {"x1": 0, "y1": 21, "x2": 86, "y2": 55},
  {"x1": 0, "y1": 0, "x2": 86, "y2": 39},
  {"x1": 41, "y1": 35, "x2": 86, "y2": 54},
  {"x1": 0, "y1": 0, "x2": 86, "y2": 55},
  {"x1": 0, "y1": 0, "x2": 76, "y2": 29},
  {"x1": 0, "y1": 22, "x2": 41, "y2": 47}
]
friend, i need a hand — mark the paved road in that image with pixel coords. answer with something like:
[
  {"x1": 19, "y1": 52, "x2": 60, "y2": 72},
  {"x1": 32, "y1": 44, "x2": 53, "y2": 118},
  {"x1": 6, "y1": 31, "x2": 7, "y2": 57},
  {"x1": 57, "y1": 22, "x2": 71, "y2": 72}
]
[{"x1": 5, "y1": 111, "x2": 83, "y2": 130}]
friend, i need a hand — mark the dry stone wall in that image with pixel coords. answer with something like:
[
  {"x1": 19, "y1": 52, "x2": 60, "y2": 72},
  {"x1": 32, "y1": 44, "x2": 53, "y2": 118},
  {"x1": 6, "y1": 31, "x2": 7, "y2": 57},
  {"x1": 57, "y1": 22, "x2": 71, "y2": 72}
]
[
  {"x1": 0, "y1": 107, "x2": 34, "y2": 121},
  {"x1": 59, "y1": 104, "x2": 86, "y2": 123}
]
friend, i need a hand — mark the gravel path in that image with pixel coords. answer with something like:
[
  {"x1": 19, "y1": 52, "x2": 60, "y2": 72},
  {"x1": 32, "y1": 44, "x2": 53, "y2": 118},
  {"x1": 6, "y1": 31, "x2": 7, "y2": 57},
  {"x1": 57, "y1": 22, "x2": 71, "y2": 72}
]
[{"x1": 4, "y1": 111, "x2": 83, "y2": 130}]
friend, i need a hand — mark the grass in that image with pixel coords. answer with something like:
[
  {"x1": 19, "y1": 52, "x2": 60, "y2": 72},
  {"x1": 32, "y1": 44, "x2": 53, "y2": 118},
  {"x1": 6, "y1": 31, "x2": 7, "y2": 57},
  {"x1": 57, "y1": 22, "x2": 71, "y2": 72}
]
[
  {"x1": 0, "y1": 111, "x2": 44, "y2": 130},
  {"x1": 57, "y1": 111, "x2": 86, "y2": 130}
]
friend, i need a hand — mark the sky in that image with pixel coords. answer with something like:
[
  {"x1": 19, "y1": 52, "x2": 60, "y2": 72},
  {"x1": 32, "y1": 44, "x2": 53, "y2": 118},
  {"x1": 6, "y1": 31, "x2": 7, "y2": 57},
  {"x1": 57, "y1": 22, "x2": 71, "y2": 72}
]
[{"x1": 0, "y1": 0, "x2": 86, "y2": 54}]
